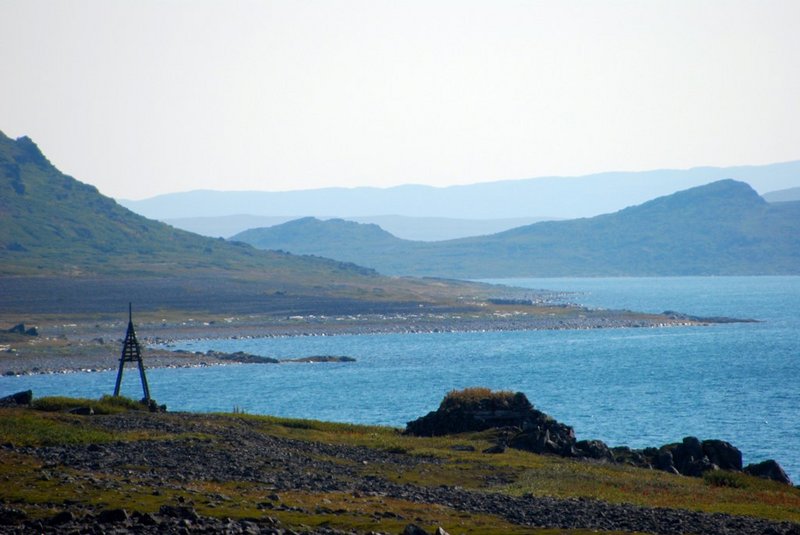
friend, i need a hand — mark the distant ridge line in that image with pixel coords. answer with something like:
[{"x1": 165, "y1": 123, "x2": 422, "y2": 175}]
[{"x1": 119, "y1": 160, "x2": 800, "y2": 221}]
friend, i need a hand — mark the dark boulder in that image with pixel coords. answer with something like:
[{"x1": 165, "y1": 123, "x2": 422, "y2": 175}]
[
  {"x1": 0, "y1": 506, "x2": 28, "y2": 525},
  {"x1": 508, "y1": 419, "x2": 577, "y2": 457},
  {"x1": 654, "y1": 448, "x2": 679, "y2": 475},
  {"x1": 482, "y1": 443, "x2": 506, "y2": 454},
  {"x1": 702, "y1": 439, "x2": 742, "y2": 471},
  {"x1": 673, "y1": 436, "x2": 714, "y2": 477},
  {"x1": 96, "y1": 508, "x2": 129, "y2": 523},
  {"x1": 404, "y1": 389, "x2": 534, "y2": 436},
  {"x1": 159, "y1": 505, "x2": 200, "y2": 521},
  {"x1": 575, "y1": 439, "x2": 614, "y2": 461},
  {"x1": 6, "y1": 323, "x2": 37, "y2": 336},
  {"x1": 744, "y1": 460, "x2": 793, "y2": 485},
  {"x1": 611, "y1": 446, "x2": 651, "y2": 468},
  {"x1": 402, "y1": 525, "x2": 430, "y2": 535},
  {"x1": 49, "y1": 511, "x2": 75, "y2": 525},
  {"x1": 650, "y1": 437, "x2": 722, "y2": 477},
  {"x1": 0, "y1": 390, "x2": 33, "y2": 406}
]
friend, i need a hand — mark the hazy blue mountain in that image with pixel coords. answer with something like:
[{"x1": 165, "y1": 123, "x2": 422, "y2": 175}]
[
  {"x1": 165, "y1": 213, "x2": 548, "y2": 240},
  {"x1": 235, "y1": 217, "x2": 408, "y2": 258},
  {"x1": 233, "y1": 180, "x2": 800, "y2": 278},
  {"x1": 763, "y1": 186, "x2": 800, "y2": 203},
  {"x1": 164, "y1": 215, "x2": 299, "y2": 238},
  {"x1": 352, "y1": 215, "x2": 551, "y2": 241},
  {"x1": 120, "y1": 161, "x2": 800, "y2": 221}
]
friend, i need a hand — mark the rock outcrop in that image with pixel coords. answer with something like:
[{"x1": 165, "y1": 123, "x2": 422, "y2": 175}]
[
  {"x1": 406, "y1": 388, "x2": 792, "y2": 485},
  {"x1": 5, "y1": 323, "x2": 38, "y2": 336},
  {"x1": 632, "y1": 437, "x2": 743, "y2": 477}
]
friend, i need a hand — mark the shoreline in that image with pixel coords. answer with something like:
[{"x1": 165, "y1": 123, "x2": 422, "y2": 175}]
[{"x1": 0, "y1": 309, "x2": 726, "y2": 377}]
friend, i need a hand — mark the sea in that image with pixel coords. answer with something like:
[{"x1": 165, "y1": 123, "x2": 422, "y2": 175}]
[{"x1": 3, "y1": 276, "x2": 798, "y2": 483}]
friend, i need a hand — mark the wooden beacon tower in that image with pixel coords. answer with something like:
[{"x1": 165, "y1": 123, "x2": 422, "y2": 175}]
[{"x1": 113, "y1": 303, "x2": 151, "y2": 402}]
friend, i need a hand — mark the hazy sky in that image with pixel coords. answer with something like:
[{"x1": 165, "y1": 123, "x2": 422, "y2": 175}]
[{"x1": 2, "y1": 1, "x2": 799, "y2": 200}]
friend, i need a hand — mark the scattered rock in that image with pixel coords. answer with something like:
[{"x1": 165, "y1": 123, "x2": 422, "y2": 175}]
[
  {"x1": 402, "y1": 524, "x2": 430, "y2": 535},
  {"x1": 49, "y1": 511, "x2": 75, "y2": 525},
  {"x1": 482, "y1": 443, "x2": 506, "y2": 454},
  {"x1": 0, "y1": 506, "x2": 28, "y2": 525},
  {"x1": 159, "y1": 505, "x2": 200, "y2": 521}
]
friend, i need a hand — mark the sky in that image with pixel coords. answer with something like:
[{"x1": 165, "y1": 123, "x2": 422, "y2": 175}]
[{"x1": 1, "y1": 1, "x2": 799, "y2": 200}]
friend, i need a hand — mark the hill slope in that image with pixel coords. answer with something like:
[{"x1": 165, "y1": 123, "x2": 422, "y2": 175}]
[
  {"x1": 234, "y1": 180, "x2": 800, "y2": 277},
  {"x1": 0, "y1": 131, "x2": 367, "y2": 281},
  {"x1": 0, "y1": 131, "x2": 488, "y2": 314}
]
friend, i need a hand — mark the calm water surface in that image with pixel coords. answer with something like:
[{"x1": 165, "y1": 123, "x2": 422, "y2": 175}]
[{"x1": 3, "y1": 277, "x2": 798, "y2": 482}]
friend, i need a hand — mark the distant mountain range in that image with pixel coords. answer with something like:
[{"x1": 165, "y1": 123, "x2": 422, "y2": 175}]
[
  {"x1": 763, "y1": 186, "x2": 800, "y2": 203},
  {"x1": 163, "y1": 214, "x2": 550, "y2": 241},
  {"x1": 233, "y1": 180, "x2": 800, "y2": 278},
  {"x1": 121, "y1": 161, "x2": 800, "y2": 222}
]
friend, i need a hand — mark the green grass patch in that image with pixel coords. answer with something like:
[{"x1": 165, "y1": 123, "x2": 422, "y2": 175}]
[
  {"x1": 704, "y1": 470, "x2": 749, "y2": 488},
  {"x1": 440, "y1": 387, "x2": 518, "y2": 410},
  {"x1": 0, "y1": 409, "x2": 117, "y2": 446},
  {"x1": 32, "y1": 394, "x2": 147, "y2": 414},
  {"x1": 504, "y1": 456, "x2": 800, "y2": 523}
]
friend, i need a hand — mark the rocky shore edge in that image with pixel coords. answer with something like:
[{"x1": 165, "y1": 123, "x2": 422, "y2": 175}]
[{"x1": 1, "y1": 304, "x2": 755, "y2": 377}]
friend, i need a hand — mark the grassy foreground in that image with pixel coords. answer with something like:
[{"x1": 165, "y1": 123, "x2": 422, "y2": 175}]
[{"x1": 1, "y1": 398, "x2": 799, "y2": 534}]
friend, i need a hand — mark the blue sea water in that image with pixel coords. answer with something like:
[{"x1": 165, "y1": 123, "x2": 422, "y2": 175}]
[{"x1": 2, "y1": 276, "x2": 798, "y2": 482}]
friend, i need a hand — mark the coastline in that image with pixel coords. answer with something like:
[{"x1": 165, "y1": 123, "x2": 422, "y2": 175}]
[{"x1": 1, "y1": 307, "x2": 720, "y2": 377}]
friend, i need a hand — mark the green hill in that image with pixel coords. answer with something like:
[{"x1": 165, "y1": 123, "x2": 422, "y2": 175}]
[
  {"x1": 234, "y1": 180, "x2": 800, "y2": 277},
  {"x1": 0, "y1": 132, "x2": 337, "y2": 278},
  {"x1": 0, "y1": 131, "x2": 483, "y2": 314},
  {"x1": 235, "y1": 216, "x2": 410, "y2": 257}
]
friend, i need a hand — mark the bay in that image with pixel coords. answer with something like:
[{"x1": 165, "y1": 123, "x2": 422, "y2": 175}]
[{"x1": 3, "y1": 276, "x2": 798, "y2": 482}]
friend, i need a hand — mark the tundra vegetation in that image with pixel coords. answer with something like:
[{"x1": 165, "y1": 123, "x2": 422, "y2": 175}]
[{"x1": 1, "y1": 394, "x2": 799, "y2": 534}]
